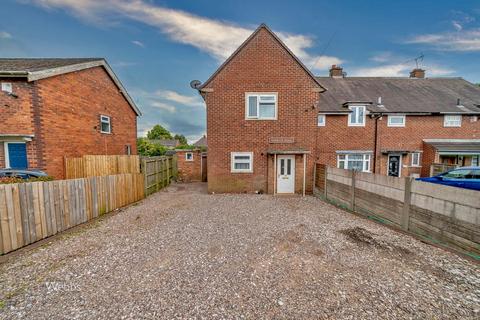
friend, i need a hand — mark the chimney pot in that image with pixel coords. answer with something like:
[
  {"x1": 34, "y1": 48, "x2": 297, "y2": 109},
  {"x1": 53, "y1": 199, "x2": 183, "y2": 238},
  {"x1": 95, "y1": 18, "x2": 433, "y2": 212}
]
[
  {"x1": 410, "y1": 68, "x2": 425, "y2": 78},
  {"x1": 329, "y1": 65, "x2": 344, "y2": 78}
]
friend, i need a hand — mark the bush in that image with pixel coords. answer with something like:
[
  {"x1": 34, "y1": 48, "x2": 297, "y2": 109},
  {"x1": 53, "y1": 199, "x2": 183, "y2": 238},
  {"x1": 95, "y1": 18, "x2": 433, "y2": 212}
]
[
  {"x1": 0, "y1": 177, "x2": 23, "y2": 184},
  {"x1": 0, "y1": 176, "x2": 54, "y2": 184},
  {"x1": 137, "y1": 138, "x2": 167, "y2": 156}
]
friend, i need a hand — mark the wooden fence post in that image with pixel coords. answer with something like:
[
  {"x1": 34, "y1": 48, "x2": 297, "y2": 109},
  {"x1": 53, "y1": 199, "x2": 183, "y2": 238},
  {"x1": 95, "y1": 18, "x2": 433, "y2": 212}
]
[
  {"x1": 155, "y1": 159, "x2": 160, "y2": 192},
  {"x1": 350, "y1": 170, "x2": 356, "y2": 211},
  {"x1": 142, "y1": 158, "x2": 148, "y2": 196},
  {"x1": 401, "y1": 177, "x2": 413, "y2": 231}
]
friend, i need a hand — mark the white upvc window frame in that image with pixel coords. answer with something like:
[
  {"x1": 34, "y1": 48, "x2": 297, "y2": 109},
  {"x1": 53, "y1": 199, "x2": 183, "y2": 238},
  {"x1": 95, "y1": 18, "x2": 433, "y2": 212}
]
[
  {"x1": 231, "y1": 152, "x2": 253, "y2": 173},
  {"x1": 348, "y1": 105, "x2": 366, "y2": 127},
  {"x1": 185, "y1": 152, "x2": 194, "y2": 161},
  {"x1": 472, "y1": 155, "x2": 479, "y2": 166},
  {"x1": 100, "y1": 115, "x2": 111, "y2": 134},
  {"x1": 317, "y1": 114, "x2": 326, "y2": 126},
  {"x1": 245, "y1": 93, "x2": 278, "y2": 120},
  {"x1": 388, "y1": 114, "x2": 406, "y2": 127},
  {"x1": 444, "y1": 115, "x2": 462, "y2": 127},
  {"x1": 1, "y1": 82, "x2": 13, "y2": 94},
  {"x1": 411, "y1": 152, "x2": 421, "y2": 167},
  {"x1": 337, "y1": 153, "x2": 371, "y2": 172}
]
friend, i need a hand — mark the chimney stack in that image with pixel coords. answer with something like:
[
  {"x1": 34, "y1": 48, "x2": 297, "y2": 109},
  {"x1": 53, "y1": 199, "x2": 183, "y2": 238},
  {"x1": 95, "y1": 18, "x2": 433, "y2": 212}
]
[
  {"x1": 409, "y1": 68, "x2": 425, "y2": 79},
  {"x1": 329, "y1": 65, "x2": 344, "y2": 78}
]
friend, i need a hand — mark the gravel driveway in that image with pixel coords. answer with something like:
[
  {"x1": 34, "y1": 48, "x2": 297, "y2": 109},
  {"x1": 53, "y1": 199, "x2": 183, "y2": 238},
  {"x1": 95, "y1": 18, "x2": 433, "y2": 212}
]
[{"x1": 0, "y1": 182, "x2": 479, "y2": 319}]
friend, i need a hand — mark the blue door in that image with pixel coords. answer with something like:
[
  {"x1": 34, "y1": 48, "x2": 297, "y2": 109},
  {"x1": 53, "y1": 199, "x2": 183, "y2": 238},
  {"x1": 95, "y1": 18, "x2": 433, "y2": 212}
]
[{"x1": 7, "y1": 143, "x2": 28, "y2": 169}]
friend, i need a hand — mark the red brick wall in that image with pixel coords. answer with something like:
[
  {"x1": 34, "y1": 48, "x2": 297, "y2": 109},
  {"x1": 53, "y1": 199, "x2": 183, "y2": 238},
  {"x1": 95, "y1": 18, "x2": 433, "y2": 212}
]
[
  {"x1": 315, "y1": 114, "x2": 480, "y2": 177},
  {"x1": 37, "y1": 67, "x2": 137, "y2": 178},
  {"x1": 0, "y1": 79, "x2": 40, "y2": 168},
  {"x1": 177, "y1": 150, "x2": 202, "y2": 182},
  {"x1": 204, "y1": 28, "x2": 320, "y2": 194},
  {"x1": 0, "y1": 79, "x2": 35, "y2": 135}
]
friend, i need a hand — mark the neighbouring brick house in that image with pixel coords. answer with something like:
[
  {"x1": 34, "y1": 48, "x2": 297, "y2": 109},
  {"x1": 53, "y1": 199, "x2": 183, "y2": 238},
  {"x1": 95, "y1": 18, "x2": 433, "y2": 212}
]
[
  {"x1": 194, "y1": 24, "x2": 480, "y2": 195},
  {"x1": 0, "y1": 58, "x2": 141, "y2": 179},
  {"x1": 149, "y1": 139, "x2": 180, "y2": 149}
]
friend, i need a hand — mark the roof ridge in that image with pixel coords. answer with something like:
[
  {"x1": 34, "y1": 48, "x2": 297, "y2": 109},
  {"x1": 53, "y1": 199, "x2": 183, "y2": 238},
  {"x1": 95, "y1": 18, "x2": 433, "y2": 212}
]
[{"x1": 316, "y1": 76, "x2": 464, "y2": 80}]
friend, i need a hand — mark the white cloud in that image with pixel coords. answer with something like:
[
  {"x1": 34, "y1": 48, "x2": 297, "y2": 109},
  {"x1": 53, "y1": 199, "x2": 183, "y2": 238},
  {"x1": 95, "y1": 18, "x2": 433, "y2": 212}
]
[
  {"x1": 25, "y1": 0, "x2": 342, "y2": 71},
  {"x1": 131, "y1": 40, "x2": 144, "y2": 48},
  {"x1": 155, "y1": 89, "x2": 205, "y2": 107},
  {"x1": 151, "y1": 101, "x2": 176, "y2": 113},
  {"x1": 452, "y1": 21, "x2": 463, "y2": 32},
  {"x1": 369, "y1": 52, "x2": 394, "y2": 63},
  {"x1": 407, "y1": 28, "x2": 480, "y2": 52},
  {"x1": 0, "y1": 31, "x2": 12, "y2": 39}
]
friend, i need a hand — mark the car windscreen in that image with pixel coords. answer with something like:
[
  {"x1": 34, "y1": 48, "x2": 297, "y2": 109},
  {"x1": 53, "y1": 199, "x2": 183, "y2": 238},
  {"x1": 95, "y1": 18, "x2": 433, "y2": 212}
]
[
  {"x1": 442, "y1": 169, "x2": 472, "y2": 179},
  {"x1": 467, "y1": 170, "x2": 480, "y2": 179}
]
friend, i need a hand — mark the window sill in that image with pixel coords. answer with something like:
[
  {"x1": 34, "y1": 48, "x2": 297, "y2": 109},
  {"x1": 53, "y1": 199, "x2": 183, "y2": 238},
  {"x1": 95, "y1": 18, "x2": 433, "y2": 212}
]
[
  {"x1": 347, "y1": 124, "x2": 366, "y2": 127},
  {"x1": 231, "y1": 171, "x2": 253, "y2": 174},
  {"x1": 100, "y1": 132, "x2": 112, "y2": 135},
  {"x1": 245, "y1": 118, "x2": 277, "y2": 121}
]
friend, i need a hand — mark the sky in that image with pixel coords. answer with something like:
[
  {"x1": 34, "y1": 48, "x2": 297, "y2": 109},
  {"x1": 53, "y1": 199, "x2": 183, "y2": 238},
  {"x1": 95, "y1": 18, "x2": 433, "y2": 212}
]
[{"x1": 1, "y1": 1, "x2": 479, "y2": 142}]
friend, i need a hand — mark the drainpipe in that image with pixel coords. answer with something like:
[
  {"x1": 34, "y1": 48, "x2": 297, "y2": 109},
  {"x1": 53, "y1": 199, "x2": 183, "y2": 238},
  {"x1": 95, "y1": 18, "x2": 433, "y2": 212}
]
[{"x1": 372, "y1": 113, "x2": 382, "y2": 173}]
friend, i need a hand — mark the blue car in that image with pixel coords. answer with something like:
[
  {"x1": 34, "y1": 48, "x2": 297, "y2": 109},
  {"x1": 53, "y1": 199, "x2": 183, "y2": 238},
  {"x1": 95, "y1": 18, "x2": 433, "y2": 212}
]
[{"x1": 416, "y1": 166, "x2": 480, "y2": 191}]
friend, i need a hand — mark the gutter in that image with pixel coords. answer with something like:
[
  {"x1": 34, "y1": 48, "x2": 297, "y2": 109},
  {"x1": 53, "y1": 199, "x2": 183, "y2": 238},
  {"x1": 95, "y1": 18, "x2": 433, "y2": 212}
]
[{"x1": 0, "y1": 71, "x2": 28, "y2": 77}]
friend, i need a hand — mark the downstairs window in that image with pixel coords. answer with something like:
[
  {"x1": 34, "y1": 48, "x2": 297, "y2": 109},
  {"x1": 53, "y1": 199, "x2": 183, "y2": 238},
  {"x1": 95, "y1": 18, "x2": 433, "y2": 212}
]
[
  {"x1": 231, "y1": 152, "x2": 253, "y2": 173},
  {"x1": 337, "y1": 153, "x2": 371, "y2": 172}
]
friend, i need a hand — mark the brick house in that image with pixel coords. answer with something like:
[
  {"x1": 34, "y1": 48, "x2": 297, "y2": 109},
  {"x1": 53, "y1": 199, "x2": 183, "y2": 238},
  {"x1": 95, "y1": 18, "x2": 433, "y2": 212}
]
[
  {"x1": 0, "y1": 58, "x2": 141, "y2": 179},
  {"x1": 195, "y1": 24, "x2": 480, "y2": 195}
]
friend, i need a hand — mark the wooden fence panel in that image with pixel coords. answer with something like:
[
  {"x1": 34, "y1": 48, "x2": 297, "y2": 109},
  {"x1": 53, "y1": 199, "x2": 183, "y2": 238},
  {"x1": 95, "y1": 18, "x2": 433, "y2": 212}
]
[
  {"x1": 65, "y1": 155, "x2": 140, "y2": 179},
  {"x1": 0, "y1": 173, "x2": 145, "y2": 255},
  {"x1": 314, "y1": 166, "x2": 480, "y2": 256},
  {"x1": 141, "y1": 156, "x2": 178, "y2": 196}
]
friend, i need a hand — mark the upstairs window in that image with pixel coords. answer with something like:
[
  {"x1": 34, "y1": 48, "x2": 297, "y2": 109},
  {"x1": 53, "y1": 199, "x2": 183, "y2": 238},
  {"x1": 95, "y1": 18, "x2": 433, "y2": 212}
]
[
  {"x1": 348, "y1": 105, "x2": 366, "y2": 126},
  {"x1": 317, "y1": 114, "x2": 326, "y2": 126},
  {"x1": 1, "y1": 82, "x2": 12, "y2": 94},
  {"x1": 337, "y1": 153, "x2": 371, "y2": 172},
  {"x1": 100, "y1": 115, "x2": 111, "y2": 134},
  {"x1": 246, "y1": 93, "x2": 277, "y2": 120},
  {"x1": 231, "y1": 152, "x2": 253, "y2": 173},
  {"x1": 388, "y1": 115, "x2": 406, "y2": 127},
  {"x1": 444, "y1": 115, "x2": 461, "y2": 127}
]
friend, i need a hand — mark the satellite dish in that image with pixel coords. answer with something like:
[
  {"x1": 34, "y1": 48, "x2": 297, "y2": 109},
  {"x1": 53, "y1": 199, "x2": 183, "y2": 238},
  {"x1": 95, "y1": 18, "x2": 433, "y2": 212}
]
[{"x1": 190, "y1": 80, "x2": 202, "y2": 89}]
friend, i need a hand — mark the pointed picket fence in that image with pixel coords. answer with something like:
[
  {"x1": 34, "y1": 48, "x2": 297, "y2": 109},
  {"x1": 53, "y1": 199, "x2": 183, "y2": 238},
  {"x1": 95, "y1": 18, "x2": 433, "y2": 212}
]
[{"x1": 0, "y1": 173, "x2": 144, "y2": 255}]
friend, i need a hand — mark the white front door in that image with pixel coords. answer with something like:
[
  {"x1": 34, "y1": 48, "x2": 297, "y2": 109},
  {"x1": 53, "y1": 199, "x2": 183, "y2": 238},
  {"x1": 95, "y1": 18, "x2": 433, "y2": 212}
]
[{"x1": 277, "y1": 155, "x2": 295, "y2": 194}]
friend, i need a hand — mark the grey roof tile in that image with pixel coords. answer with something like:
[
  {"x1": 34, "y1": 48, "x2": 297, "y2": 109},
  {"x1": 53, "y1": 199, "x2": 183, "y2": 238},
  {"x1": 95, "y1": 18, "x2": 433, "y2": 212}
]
[{"x1": 0, "y1": 58, "x2": 103, "y2": 73}]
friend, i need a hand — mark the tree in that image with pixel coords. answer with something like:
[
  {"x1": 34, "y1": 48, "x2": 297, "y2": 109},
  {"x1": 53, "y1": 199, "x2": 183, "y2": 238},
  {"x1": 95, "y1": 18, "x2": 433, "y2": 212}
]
[
  {"x1": 146, "y1": 125, "x2": 172, "y2": 140},
  {"x1": 174, "y1": 134, "x2": 187, "y2": 145},
  {"x1": 136, "y1": 138, "x2": 167, "y2": 156}
]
